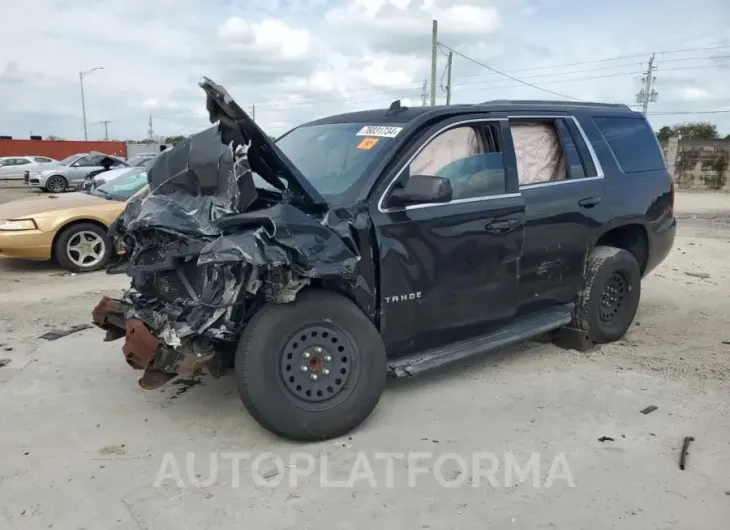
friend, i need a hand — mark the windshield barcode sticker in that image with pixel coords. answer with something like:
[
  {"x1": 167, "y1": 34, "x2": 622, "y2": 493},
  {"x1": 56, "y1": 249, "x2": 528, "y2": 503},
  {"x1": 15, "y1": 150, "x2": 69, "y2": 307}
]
[{"x1": 356, "y1": 125, "x2": 403, "y2": 138}]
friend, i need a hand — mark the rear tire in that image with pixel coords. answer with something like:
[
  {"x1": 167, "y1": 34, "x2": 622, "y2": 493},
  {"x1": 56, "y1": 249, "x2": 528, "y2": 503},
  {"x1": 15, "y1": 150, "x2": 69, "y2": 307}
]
[
  {"x1": 235, "y1": 290, "x2": 387, "y2": 441},
  {"x1": 572, "y1": 246, "x2": 641, "y2": 343}
]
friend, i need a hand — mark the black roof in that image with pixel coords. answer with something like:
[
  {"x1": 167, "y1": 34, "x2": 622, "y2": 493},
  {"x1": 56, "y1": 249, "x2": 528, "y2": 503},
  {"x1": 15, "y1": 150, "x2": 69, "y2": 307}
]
[{"x1": 306, "y1": 100, "x2": 635, "y2": 127}]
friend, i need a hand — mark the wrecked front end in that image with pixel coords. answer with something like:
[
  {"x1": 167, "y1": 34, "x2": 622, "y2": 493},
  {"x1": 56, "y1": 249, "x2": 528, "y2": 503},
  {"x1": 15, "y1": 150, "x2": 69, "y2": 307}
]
[{"x1": 93, "y1": 78, "x2": 367, "y2": 390}]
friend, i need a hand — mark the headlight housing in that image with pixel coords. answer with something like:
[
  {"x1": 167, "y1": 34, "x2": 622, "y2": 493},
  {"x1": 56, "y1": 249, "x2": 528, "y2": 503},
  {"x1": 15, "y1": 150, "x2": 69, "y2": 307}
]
[{"x1": 0, "y1": 219, "x2": 37, "y2": 231}]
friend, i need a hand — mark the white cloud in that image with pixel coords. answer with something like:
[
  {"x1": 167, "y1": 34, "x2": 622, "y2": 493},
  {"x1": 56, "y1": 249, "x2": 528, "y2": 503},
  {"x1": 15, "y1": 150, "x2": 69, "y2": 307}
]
[
  {"x1": 0, "y1": 0, "x2": 729, "y2": 141},
  {"x1": 677, "y1": 87, "x2": 712, "y2": 101}
]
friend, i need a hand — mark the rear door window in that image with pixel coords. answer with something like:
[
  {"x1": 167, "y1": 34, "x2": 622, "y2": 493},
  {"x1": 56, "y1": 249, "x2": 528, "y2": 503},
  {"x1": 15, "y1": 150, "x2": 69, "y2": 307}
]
[{"x1": 593, "y1": 116, "x2": 666, "y2": 173}]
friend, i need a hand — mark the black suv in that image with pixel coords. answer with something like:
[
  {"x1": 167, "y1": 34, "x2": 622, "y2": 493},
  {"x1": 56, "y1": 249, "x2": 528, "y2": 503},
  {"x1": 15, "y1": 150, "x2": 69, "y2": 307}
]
[{"x1": 93, "y1": 79, "x2": 676, "y2": 441}]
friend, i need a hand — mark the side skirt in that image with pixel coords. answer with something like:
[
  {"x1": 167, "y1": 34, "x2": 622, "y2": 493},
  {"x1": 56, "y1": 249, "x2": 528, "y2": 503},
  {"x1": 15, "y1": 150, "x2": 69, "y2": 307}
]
[{"x1": 387, "y1": 303, "x2": 575, "y2": 378}]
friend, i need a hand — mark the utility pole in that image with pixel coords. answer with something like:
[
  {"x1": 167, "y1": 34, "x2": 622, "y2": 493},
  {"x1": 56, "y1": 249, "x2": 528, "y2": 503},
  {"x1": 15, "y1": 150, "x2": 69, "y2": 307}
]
[
  {"x1": 251, "y1": 103, "x2": 256, "y2": 120},
  {"x1": 421, "y1": 80, "x2": 428, "y2": 106},
  {"x1": 636, "y1": 54, "x2": 658, "y2": 113},
  {"x1": 100, "y1": 120, "x2": 110, "y2": 140},
  {"x1": 430, "y1": 19, "x2": 438, "y2": 106},
  {"x1": 79, "y1": 67, "x2": 104, "y2": 141},
  {"x1": 445, "y1": 51, "x2": 453, "y2": 105}
]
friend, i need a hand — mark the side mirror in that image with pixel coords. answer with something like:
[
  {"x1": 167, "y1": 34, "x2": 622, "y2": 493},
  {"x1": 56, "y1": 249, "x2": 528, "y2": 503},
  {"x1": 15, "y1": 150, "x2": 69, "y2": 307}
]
[
  {"x1": 388, "y1": 175, "x2": 452, "y2": 207},
  {"x1": 71, "y1": 162, "x2": 79, "y2": 167}
]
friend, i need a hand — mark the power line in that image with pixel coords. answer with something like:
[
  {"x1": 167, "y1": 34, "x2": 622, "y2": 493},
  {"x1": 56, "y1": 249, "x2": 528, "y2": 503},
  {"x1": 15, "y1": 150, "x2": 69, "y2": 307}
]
[
  {"x1": 441, "y1": 41, "x2": 584, "y2": 101},
  {"x1": 246, "y1": 50, "x2": 730, "y2": 111},
  {"x1": 647, "y1": 110, "x2": 730, "y2": 115},
  {"x1": 257, "y1": 63, "x2": 727, "y2": 114}
]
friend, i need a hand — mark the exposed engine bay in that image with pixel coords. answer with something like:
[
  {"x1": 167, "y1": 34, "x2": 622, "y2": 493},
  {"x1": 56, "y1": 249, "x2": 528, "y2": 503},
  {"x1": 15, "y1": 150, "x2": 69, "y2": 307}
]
[{"x1": 92, "y1": 78, "x2": 370, "y2": 389}]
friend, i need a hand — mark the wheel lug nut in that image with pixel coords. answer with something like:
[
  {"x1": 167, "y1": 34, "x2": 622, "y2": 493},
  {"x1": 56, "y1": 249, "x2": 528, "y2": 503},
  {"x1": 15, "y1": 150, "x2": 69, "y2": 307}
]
[
  {"x1": 315, "y1": 347, "x2": 323, "y2": 354},
  {"x1": 310, "y1": 374, "x2": 318, "y2": 381},
  {"x1": 303, "y1": 352, "x2": 311, "y2": 359},
  {"x1": 301, "y1": 366, "x2": 308, "y2": 372},
  {"x1": 322, "y1": 369, "x2": 330, "y2": 375},
  {"x1": 324, "y1": 355, "x2": 332, "y2": 362}
]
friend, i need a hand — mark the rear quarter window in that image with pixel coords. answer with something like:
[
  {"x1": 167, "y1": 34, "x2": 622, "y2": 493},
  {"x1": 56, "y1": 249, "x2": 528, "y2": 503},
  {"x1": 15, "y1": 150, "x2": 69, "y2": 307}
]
[{"x1": 593, "y1": 116, "x2": 666, "y2": 174}]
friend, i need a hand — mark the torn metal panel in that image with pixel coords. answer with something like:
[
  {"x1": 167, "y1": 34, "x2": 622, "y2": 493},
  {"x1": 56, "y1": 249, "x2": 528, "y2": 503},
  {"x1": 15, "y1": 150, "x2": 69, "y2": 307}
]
[{"x1": 95, "y1": 77, "x2": 374, "y2": 386}]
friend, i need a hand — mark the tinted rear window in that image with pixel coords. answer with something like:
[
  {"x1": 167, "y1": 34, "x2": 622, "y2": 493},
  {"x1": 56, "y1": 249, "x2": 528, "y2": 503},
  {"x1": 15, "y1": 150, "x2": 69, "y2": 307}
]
[{"x1": 593, "y1": 116, "x2": 666, "y2": 173}]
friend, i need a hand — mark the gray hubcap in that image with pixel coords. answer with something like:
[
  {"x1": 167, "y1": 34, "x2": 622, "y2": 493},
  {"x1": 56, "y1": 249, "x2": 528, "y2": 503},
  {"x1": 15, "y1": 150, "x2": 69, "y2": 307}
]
[{"x1": 67, "y1": 231, "x2": 105, "y2": 268}]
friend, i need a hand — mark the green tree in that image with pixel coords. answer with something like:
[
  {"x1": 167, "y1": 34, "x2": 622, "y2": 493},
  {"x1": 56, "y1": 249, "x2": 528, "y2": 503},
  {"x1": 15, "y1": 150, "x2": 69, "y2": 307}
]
[
  {"x1": 164, "y1": 135, "x2": 186, "y2": 145},
  {"x1": 46, "y1": 135, "x2": 64, "y2": 141},
  {"x1": 655, "y1": 122, "x2": 719, "y2": 141},
  {"x1": 656, "y1": 126, "x2": 673, "y2": 141}
]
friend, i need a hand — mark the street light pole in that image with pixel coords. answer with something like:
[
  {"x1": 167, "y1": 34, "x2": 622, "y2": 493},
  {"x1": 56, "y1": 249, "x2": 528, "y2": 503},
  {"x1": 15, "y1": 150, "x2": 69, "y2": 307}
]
[{"x1": 79, "y1": 67, "x2": 104, "y2": 141}]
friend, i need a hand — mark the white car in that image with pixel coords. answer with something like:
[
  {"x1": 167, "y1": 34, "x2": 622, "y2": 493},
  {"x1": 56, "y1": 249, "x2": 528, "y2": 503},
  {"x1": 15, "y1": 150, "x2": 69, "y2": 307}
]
[
  {"x1": 85, "y1": 166, "x2": 144, "y2": 190},
  {"x1": 0, "y1": 156, "x2": 58, "y2": 180}
]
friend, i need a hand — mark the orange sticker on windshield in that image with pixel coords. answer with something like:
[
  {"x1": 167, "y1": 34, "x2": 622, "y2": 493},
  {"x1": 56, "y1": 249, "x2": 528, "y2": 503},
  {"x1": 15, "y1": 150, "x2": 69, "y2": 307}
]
[{"x1": 357, "y1": 137, "x2": 380, "y2": 150}]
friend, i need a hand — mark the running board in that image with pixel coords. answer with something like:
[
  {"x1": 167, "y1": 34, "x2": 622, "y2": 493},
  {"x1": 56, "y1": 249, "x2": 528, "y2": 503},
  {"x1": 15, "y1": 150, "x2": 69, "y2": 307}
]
[{"x1": 387, "y1": 304, "x2": 575, "y2": 378}]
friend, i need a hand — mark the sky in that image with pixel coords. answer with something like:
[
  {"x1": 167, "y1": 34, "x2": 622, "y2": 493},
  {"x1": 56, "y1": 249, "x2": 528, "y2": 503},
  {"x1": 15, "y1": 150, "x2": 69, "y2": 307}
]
[{"x1": 1, "y1": 0, "x2": 729, "y2": 141}]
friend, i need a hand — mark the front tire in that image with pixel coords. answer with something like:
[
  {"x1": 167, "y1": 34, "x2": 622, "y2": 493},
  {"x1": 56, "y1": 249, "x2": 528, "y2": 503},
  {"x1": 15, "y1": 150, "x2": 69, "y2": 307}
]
[
  {"x1": 54, "y1": 223, "x2": 112, "y2": 273},
  {"x1": 235, "y1": 290, "x2": 387, "y2": 441},
  {"x1": 45, "y1": 175, "x2": 68, "y2": 193},
  {"x1": 572, "y1": 246, "x2": 641, "y2": 343}
]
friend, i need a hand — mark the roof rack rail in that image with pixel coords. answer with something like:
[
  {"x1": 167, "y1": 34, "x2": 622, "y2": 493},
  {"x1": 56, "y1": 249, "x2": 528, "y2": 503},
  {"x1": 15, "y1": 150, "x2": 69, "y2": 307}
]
[{"x1": 476, "y1": 99, "x2": 631, "y2": 110}]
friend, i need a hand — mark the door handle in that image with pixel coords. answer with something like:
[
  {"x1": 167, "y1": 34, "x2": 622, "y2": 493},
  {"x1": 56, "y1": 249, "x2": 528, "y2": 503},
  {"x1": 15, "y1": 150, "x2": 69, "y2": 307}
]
[
  {"x1": 485, "y1": 219, "x2": 520, "y2": 233},
  {"x1": 578, "y1": 197, "x2": 601, "y2": 208}
]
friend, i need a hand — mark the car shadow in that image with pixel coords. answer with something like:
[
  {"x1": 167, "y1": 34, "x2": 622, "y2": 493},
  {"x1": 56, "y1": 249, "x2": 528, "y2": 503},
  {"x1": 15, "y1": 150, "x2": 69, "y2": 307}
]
[{"x1": 0, "y1": 257, "x2": 60, "y2": 275}]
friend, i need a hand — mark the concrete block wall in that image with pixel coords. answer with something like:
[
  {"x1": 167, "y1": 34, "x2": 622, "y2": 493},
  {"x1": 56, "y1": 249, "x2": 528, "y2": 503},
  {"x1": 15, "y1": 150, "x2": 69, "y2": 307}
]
[{"x1": 661, "y1": 138, "x2": 730, "y2": 191}]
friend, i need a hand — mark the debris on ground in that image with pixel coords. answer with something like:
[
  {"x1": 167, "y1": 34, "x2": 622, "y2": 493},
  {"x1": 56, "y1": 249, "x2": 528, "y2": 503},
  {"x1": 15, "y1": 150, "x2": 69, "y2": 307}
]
[
  {"x1": 169, "y1": 378, "x2": 204, "y2": 399},
  {"x1": 679, "y1": 436, "x2": 695, "y2": 470},
  {"x1": 99, "y1": 445, "x2": 126, "y2": 456},
  {"x1": 640, "y1": 405, "x2": 658, "y2": 414},
  {"x1": 598, "y1": 436, "x2": 615, "y2": 442},
  {"x1": 0, "y1": 359, "x2": 10, "y2": 367},
  {"x1": 684, "y1": 271, "x2": 711, "y2": 279},
  {"x1": 39, "y1": 324, "x2": 92, "y2": 341}
]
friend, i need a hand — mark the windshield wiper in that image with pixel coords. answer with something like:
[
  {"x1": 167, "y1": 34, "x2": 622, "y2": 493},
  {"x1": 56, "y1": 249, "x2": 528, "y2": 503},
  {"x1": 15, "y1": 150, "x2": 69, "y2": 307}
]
[{"x1": 95, "y1": 189, "x2": 113, "y2": 200}]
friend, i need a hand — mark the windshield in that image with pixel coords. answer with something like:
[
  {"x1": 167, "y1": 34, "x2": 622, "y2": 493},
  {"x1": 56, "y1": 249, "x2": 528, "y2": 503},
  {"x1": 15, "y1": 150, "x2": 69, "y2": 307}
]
[
  {"x1": 127, "y1": 154, "x2": 155, "y2": 167},
  {"x1": 58, "y1": 154, "x2": 84, "y2": 166},
  {"x1": 275, "y1": 122, "x2": 404, "y2": 198},
  {"x1": 91, "y1": 167, "x2": 148, "y2": 200}
]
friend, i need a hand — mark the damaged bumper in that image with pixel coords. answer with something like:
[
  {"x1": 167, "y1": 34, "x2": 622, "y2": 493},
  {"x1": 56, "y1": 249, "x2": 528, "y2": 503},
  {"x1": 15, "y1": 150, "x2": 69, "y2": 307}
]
[{"x1": 92, "y1": 296, "x2": 223, "y2": 389}]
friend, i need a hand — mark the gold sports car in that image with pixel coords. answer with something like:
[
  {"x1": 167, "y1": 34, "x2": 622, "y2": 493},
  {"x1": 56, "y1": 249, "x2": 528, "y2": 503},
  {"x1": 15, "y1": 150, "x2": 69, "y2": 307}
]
[{"x1": 0, "y1": 167, "x2": 148, "y2": 272}]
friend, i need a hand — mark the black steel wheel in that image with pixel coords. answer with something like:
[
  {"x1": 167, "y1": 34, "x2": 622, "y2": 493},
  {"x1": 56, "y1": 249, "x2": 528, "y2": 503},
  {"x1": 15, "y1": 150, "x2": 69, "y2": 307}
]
[
  {"x1": 235, "y1": 290, "x2": 387, "y2": 441},
  {"x1": 279, "y1": 324, "x2": 360, "y2": 406},
  {"x1": 572, "y1": 246, "x2": 641, "y2": 343},
  {"x1": 600, "y1": 271, "x2": 628, "y2": 323}
]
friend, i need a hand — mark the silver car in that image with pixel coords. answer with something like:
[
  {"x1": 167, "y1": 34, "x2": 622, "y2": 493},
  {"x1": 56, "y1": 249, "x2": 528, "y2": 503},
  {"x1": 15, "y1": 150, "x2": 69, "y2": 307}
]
[
  {"x1": 25, "y1": 152, "x2": 128, "y2": 193},
  {"x1": 0, "y1": 156, "x2": 58, "y2": 180}
]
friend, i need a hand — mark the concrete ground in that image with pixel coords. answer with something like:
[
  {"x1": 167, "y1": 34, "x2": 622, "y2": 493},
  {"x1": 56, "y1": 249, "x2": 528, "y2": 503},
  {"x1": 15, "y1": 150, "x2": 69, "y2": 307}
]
[
  {"x1": 0, "y1": 181, "x2": 45, "y2": 204},
  {"x1": 0, "y1": 191, "x2": 729, "y2": 529}
]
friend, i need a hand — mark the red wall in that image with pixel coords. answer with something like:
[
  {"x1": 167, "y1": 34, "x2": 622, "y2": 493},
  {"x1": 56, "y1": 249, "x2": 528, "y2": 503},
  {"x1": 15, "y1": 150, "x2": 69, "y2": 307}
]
[{"x1": 0, "y1": 139, "x2": 127, "y2": 159}]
